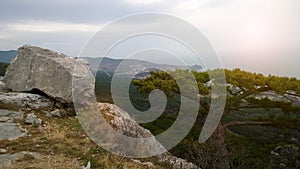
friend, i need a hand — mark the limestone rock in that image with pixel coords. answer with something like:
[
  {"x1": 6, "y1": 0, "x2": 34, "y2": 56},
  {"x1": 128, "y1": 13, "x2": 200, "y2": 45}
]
[
  {"x1": 0, "y1": 151, "x2": 41, "y2": 168},
  {"x1": 0, "y1": 148, "x2": 7, "y2": 154},
  {"x1": 0, "y1": 92, "x2": 53, "y2": 110},
  {"x1": 97, "y1": 103, "x2": 200, "y2": 169},
  {"x1": 98, "y1": 102, "x2": 152, "y2": 138},
  {"x1": 49, "y1": 109, "x2": 61, "y2": 118},
  {"x1": 0, "y1": 116, "x2": 10, "y2": 122},
  {"x1": 25, "y1": 113, "x2": 42, "y2": 125},
  {"x1": 131, "y1": 159, "x2": 156, "y2": 168},
  {"x1": 0, "y1": 123, "x2": 26, "y2": 141},
  {"x1": 158, "y1": 153, "x2": 200, "y2": 169},
  {"x1": 0, "y1": 109, "x2": 23, "y2": 122},
  {"x1": 4, "y1": 45, "x2": 91, "y2": 104},
  {"x1": 0, "y1": 109, "x2": 26, "y2": 141},
  {"x1": 0, "y1": 76, "x2": 10, "y2": 92},
  {"x1": 284, "y1": 93, "x2": 300, "y2": 107}
]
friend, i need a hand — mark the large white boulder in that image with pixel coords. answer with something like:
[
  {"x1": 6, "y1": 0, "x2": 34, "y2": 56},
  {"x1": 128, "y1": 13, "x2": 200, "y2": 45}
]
[{"x1": 4, "y1": 45, "x2": 91, "y2": 103}]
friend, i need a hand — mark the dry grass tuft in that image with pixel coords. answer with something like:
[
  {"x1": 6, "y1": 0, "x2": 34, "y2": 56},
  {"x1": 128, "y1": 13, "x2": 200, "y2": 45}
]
[{"x1": 3, "y1": 154, "x2": 82, "y2": 169}]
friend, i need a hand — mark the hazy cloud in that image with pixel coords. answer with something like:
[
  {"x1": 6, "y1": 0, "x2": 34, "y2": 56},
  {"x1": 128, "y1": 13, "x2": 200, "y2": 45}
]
[{"x1": 6, "y1": 21, "x2": 102, "y2": 32}]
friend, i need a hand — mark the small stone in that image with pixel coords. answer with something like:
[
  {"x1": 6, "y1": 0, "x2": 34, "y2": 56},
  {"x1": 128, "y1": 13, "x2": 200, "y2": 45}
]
[
  {"x1": 0, "y1": 148, "x2": 7, "y2": 154},
  {"x1": 59, "y1": 109, "x2": 67, "y2": 116},
  {"x1": 25, "y1": 114, "x2": 36, "y2": 124},
  {"x1": 291, "y1": 137, "x2": 298, "y2": 142},
  {"x1": 131, "y1": 159, "x2": 142, "y2": 165},
  {"x1": 50, "y1": 109, "x2": 61, "y2": 118},
  {"x1": 25, "y1": 113, "x2": 42, "y2": 125},
  {"x1": 46, "y1": 112, "x2": 52, "y2": 118},
  {"x1": 143, "y1": 162, "x2": 155, "y2": 168},
  {"x1": 34, "y1": 118, "x2": 42, "y2": 125},
  {"x1": 279, "y1": 163, "x2": 286, "y2": 167}
]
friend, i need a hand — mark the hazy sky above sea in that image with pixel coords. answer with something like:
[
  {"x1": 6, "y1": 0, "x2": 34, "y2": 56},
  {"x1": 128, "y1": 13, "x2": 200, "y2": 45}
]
[{"x1": 0, "y1": 0, "x2": 299, "y2": 78}]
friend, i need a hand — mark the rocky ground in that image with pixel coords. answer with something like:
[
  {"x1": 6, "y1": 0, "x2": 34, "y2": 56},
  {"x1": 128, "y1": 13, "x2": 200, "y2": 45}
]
[
  {"x1": 0, "y1": 92, "x2": 163, "y2": 169},
  {"x1": 0, "y1": 89, "x2": 200, "y2": 169}
]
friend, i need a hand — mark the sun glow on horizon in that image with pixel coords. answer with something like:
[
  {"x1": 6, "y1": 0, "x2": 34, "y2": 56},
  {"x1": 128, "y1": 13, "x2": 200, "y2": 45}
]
[
  {"x1": 238, "y1": 19, "x2": 273, "y2": 51},
  {"x1": 228, "y1": 18, "x2": 279, "y2": 67}
]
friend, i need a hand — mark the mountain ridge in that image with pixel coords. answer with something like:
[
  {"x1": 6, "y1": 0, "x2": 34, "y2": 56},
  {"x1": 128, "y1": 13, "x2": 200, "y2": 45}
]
[
  {"x1": 84, "y1": 57, "x2": 203, "y2": 78},
  {"x1": 0, "y1": 50, "x2": 17, "y2": 63}
]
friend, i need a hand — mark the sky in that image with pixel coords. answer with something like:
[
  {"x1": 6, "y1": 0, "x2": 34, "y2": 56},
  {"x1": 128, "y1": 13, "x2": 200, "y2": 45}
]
[{"x1": 0, "y1": 0, "x2": 300, "y2": 78}]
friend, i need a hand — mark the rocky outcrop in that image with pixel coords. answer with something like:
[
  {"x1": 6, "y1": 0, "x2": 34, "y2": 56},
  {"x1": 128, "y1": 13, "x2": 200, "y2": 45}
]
[
  {"x1": 284, "y1": 93, "x2": 300, "y2": 107},
  {"x1": 98, "y1": 102, "x2": 154, "y2": 138},
  {"x1": 254, "y1": 91, "x2": 291, "y2": 103},
  {"x1": 97, "y1": 103, "x2": 200, "y2": 169},
  {"x1": 270, "y1": 145, "x2": 300, "y2": 169},
  {"x1": 3, "y1": 45, "x2": 90, "y2": 104}
]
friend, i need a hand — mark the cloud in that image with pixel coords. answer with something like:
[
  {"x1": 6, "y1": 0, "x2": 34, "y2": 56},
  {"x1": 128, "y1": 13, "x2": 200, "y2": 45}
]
[
  {"x1": 173, "y1": 0, "x2": 210, "y2": 10},
  {"x1": 0, "y1": 0, "x2": 300, "y2": 77},
  {"x1": 6, "y1": 21, "x2": 102, "y2": 32},
  {"x1": 124, "y1": 0, "x2": 163, "y2": 5},
  {"x1": 172, "y1": 0, "x2": 236, "y2": 11}
]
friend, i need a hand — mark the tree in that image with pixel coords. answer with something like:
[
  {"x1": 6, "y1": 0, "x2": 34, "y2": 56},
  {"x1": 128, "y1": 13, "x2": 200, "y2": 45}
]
[{"x1": 0, "y1": 62, "x2": 9, "y2": 76}]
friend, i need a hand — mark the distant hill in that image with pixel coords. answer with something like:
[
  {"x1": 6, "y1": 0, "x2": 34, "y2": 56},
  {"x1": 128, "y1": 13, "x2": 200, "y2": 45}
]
[
  {"x1": 84, "y1": 57, "x2": 203, "y2": 77},
  {"x1": 0, "y1": 50, "x2": 17, "y2": 63},
  {"x1": 0, "y1": 50, "x2": 203, "y2": 77}
]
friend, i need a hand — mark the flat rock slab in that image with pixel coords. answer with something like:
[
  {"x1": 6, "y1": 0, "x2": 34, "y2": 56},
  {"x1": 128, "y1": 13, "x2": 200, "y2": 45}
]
[
  {"x1": 0, "y1": 109, "x2": 26, "y2": 140},
  {"x1": 0, "y1": 92, "x2": 53, "y2": 110},
  {"x1": 0, "y1": 109, "x2": 23, "y2": 122},
  {"x1": 0, "y1": 153, "x2": 21, "y2": 168},
  {"x1": 0, "y1": 152, "x2": 41, "y2": 169},
  {"x1": 0, "y1": 123, "x2": 26, "y2": 141}
]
